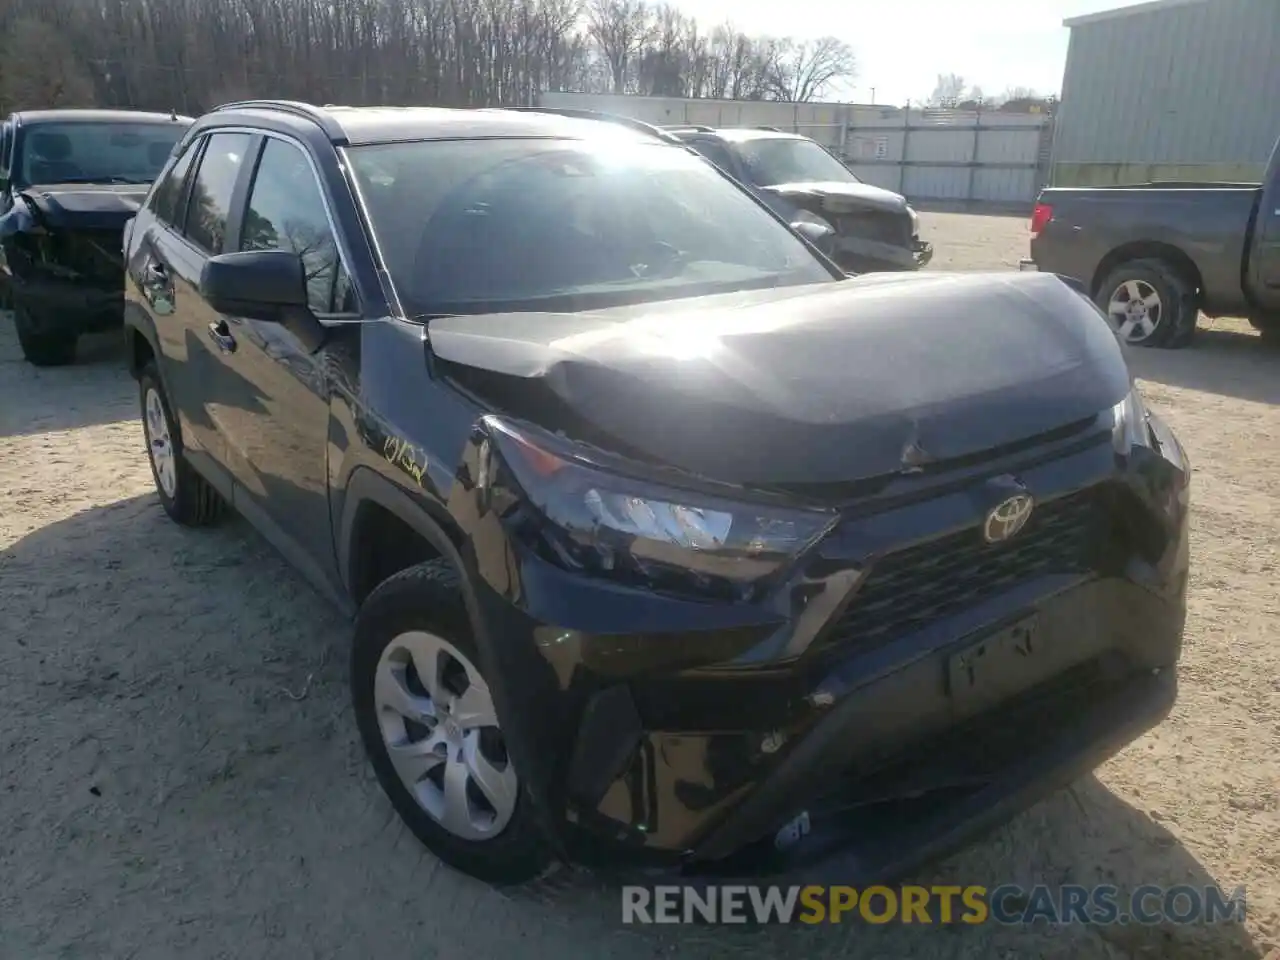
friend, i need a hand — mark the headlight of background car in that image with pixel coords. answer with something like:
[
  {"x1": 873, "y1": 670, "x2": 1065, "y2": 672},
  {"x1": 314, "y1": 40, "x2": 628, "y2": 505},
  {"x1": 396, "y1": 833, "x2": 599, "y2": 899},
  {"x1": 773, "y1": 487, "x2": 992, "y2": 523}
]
[
  {"x1": 908, "y1": 206, "x2": 920, "y2": 238},
  {"x1": 1112, "y1": 385, "x2": 1153, "y2": 454},
  {"x1": 789, "y1": 207, "x2": 835, "y2": 233},
  {"x1": 482, "y1": 417, "x2": 838, "y2": 599}
]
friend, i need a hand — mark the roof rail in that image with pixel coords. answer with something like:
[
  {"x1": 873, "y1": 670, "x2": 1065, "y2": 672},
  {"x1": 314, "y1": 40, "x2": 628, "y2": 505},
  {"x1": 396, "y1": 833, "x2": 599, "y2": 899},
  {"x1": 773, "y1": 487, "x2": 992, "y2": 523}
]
[
  {"x1": 755, "y1": 125, "x2": 783, "y2": 132},
  {"x1": 209, "y1": 99, "x2": 347, "y2": 140},
  {"x1": 497, "y1": 106, "x2": 682, "y2": 144},
  {"x1": 660, "y1": 123, "x2": 715, "y2": 133}
]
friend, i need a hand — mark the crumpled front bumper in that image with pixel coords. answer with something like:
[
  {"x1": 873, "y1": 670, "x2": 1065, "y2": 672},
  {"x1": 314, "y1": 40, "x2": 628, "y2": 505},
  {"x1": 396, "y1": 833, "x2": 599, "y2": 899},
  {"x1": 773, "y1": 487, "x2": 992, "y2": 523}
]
[
  {"x1": 454, "y1": 408, "x2": 1192, "y2": 880},
  {"x1": 831, "y1": 234, "x2": 932, "y2": 273}
]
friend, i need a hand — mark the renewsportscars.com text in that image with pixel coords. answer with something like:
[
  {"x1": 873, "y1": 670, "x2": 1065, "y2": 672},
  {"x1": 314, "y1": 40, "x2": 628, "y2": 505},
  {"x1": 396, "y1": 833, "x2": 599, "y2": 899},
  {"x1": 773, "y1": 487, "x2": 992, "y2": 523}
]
[{"x1": 621, "y1": 884, "x2": 1247, "y2": 926}]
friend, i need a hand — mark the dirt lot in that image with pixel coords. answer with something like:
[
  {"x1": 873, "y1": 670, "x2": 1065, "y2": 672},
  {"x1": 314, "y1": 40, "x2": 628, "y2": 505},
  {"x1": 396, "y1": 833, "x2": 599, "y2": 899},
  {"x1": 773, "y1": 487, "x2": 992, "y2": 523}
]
[{"x1": 2, "y1": 211, "x2": 1278, "y2": 960}]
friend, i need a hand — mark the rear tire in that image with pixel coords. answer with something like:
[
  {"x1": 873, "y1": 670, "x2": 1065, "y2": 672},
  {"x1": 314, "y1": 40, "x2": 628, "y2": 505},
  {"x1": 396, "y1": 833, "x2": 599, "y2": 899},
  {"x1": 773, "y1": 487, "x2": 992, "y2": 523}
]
[
  {"x1": 351, "y1": 559, "x2": 553, "y2": 886},
  {"x1": 1095, "y1": 259, "x2": 1198, "y2": 349},
  {"x1": 14, "y1": 304, "x2": 78, "y2": 367},
  {"x1": 139, "y1": 361, "x2": 225, "y2": 526}
]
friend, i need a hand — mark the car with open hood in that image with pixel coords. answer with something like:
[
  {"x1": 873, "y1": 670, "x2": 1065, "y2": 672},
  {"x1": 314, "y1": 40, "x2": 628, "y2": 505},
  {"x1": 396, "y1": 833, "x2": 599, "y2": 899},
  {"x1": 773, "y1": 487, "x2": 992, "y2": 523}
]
[
  {"x1": 123, "y1": 100, "x2": 1189, "y2": 887},
  {"x1": 665, "y1": 124, "x2": 932, "y2": 274},
  {"x1": 0, "y1": 108, "x2": 192, "y2": 365}
]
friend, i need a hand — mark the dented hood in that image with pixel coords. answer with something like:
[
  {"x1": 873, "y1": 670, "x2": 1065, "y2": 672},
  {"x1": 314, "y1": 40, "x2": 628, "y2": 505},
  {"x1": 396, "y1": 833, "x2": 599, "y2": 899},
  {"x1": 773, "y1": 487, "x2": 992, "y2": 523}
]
[
  {"x1": 762, "y1": 181, "x2": 909, "y2": 216},
  {"x1": 17, "y1": 183, "x2": 149, "y2": 231},
  {"x1": 428, "y1": 272, "x2": 1131, "y2": 487}
]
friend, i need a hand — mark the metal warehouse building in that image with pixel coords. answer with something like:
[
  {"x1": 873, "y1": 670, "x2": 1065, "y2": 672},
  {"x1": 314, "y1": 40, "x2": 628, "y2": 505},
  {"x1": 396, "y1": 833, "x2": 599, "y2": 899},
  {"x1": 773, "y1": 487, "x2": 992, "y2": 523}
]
[{"x1": 1052, "y1": 0, "x2": 1280, "y2": 186}]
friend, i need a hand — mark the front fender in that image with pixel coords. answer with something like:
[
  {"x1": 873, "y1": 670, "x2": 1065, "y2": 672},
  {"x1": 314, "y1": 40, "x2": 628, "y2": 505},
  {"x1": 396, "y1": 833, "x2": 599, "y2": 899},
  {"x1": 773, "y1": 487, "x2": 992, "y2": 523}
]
[{"x1": 338, "y1": 463, "x2": 569, "y2": 857}]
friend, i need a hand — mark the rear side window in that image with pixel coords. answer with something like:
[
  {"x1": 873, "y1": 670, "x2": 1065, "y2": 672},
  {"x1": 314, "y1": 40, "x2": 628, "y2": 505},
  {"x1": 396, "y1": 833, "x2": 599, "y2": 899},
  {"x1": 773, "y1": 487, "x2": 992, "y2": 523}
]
[
  {"x1": 148, "y1": 136, "x2": 200, "y2": 228},
  {"x1": 688, "y1": 139, "x2": 737, "y2": 174},
  {"x1": 0, "y1": 122, "x2": 12, "y2": 181},
  {"x1": 240, "y1": 137, "x2": 354, "y2": 315},
  {"x1": 183, "y1": 132, "x2": 252, "y2": 254}
]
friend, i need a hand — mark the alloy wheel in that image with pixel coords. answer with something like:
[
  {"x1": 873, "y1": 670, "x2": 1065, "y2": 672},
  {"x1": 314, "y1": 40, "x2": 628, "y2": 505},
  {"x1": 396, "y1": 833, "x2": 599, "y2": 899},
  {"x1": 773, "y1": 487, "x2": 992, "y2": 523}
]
[
  {"x1": 143, "y1": 388, "x2": 177, "y2": 499},
  {"x1": 1107, "y1": 279, "x2": 1164, "y2": 343}
]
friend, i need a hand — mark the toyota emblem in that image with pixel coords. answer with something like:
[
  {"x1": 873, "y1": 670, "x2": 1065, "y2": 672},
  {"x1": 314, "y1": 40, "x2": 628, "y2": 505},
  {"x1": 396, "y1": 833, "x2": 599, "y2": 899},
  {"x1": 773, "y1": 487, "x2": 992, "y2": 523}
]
[{"x1": 983, "y1": 494, "x2": 1035, "y2": 543}]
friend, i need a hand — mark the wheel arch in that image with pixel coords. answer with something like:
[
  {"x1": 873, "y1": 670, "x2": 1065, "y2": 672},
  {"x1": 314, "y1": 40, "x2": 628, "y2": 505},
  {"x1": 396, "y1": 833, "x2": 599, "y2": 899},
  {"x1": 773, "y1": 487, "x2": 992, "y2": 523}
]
[
  {"x1": 1091, "y1": 242, "x2": 1204, "y2": 304},
  {"x1": 339, "y1": 466, "x2": 470, "y2": 608},
  {"x1": 122, "y1": 305, "x2": 161, "y2": 380}
]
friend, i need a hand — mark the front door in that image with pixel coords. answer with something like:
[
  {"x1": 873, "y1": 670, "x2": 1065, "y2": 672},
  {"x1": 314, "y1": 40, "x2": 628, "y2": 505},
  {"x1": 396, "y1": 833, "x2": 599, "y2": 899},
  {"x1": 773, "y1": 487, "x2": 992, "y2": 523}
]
[{"x1": 203, "y1": 134, "x2": 357, "y2": 591}]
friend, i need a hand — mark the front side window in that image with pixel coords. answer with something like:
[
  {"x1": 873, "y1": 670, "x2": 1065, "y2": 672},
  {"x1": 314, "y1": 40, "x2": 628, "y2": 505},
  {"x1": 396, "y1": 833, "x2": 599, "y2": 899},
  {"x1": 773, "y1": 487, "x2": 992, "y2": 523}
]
[
  {"x1": 148, "y1": 136, "x2": 201, "y2": 228},
  {"x1": 184, "y1": 132, "x2": 251, "y2": 255},
  {"x1": 347, "y1": 137, "x2": 835, "y2": 316},
  {"x1": 734, "y1": 137, "x2": 861, "y2": 187},
  {"x1": 18, "y1": 121, "x2": 188, "y2": 187},
  {"x1": 241, "y1": 137, "x2": 353, "y2": 314}
]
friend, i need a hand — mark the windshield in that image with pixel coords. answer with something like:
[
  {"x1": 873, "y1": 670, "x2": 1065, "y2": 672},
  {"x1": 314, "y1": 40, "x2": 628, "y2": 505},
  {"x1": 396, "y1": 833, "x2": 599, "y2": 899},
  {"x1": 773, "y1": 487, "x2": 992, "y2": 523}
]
[
  {"x1": 735, "y1": 138, "x2": 860, "y2": 187},
  {"x1": 19, "y1": 121, "x2": 187, "y2": 186},
  {"x1": 346, "y1": 137, "x2": 836, "y2": 316}
]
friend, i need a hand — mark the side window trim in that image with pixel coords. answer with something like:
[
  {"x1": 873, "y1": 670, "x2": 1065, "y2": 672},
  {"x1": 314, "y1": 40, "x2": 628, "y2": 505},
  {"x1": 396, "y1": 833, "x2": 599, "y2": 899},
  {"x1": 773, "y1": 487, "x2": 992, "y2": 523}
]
[{"x1": 238, "y1": 129, "x2": 361, "y2": 321}]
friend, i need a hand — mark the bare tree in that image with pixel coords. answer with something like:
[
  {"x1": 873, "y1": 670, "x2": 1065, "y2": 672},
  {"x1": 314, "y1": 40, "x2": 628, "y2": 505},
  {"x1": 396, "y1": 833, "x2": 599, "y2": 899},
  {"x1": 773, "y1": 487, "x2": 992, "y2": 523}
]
[
  {"x1": 586, "y1": 0, "x2": 652, "y2": 94},
  {"x1": 0, "y1": 0, "x2": 866, "y2": 119},
  {"x1": 772, "y1": 36, "x2": 856, "y2": 102}
]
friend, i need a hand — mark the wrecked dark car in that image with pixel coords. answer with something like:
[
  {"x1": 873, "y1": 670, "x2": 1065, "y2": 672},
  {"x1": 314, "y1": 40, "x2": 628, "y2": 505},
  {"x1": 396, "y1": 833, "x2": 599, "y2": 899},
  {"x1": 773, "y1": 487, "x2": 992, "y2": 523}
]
[
  {"x1": 125, "y1": 101, "x2": 1188, "y2": 888},
  {"x1": 0, "y1": 108, "x2": 191, "y2": 365},
  {"x1": 667, "y1": 125, "x2": 933, "y2": 273}
]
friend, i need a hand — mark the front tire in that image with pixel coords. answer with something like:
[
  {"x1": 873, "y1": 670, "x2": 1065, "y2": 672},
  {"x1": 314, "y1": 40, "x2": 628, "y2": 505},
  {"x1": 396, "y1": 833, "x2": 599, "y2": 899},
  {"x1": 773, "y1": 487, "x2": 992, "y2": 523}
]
[
  {"x1": 139, "y1": 362, "x2": 225, "y2": 526},
  {"x1": 1096, "y1": 259, "x2": 1198, "y2": 349},
  {"x1": 14, "y1": 303, "x2": 78, "y2": 367},
  {"x1": 351, "y1": 560, "x2": 552, "y2": 886}
]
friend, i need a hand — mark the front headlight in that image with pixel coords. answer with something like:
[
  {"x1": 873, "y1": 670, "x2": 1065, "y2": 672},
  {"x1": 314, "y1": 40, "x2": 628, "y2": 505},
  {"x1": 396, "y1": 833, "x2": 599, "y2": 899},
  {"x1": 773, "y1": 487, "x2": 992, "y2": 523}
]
[
  {"x1": 789, "y1": 207, "x2": 835, "y2": 233},
  {"x1": 907, "y1": 206, "x2": 920, "y2": 238},
  {"x1": 1111, "y1": 385, "x2": 1153, "y2": 453},
  {"x1": 481, "y1": 417, "x2": 837, "y2": 599}
]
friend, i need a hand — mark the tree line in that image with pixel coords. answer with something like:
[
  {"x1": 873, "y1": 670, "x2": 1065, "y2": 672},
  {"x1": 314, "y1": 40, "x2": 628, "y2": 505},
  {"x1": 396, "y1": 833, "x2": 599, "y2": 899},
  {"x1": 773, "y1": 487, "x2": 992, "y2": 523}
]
[{"x1": 0, "y1": 0, "x2": 856, "y2": 118}]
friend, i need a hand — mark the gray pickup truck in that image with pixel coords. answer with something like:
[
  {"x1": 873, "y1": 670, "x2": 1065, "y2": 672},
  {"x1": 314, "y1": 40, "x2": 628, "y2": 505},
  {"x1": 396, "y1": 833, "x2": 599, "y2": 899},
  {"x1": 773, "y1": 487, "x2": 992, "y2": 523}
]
[{"x1": 1021, "y1": 133, "x2": 1280, "y2": 348}]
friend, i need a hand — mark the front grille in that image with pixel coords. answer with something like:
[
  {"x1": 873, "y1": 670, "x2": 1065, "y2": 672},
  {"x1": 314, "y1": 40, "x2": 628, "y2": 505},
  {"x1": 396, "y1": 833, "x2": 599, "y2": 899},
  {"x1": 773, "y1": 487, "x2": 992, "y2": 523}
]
[
  {"x1": 821, "y1": 488, "x2": 1104, "y2": 654},
  {"x1": 835, "y1": 211, "x2": 912, "y2": 248}
]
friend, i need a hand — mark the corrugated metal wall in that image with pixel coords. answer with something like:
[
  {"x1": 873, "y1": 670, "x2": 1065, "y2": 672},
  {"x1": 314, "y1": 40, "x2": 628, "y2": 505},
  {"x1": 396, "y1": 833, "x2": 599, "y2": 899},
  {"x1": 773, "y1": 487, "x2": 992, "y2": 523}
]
[
  {"x1": 1054, "y1": 0, "x2": 1280, "y2": 185},
  {"x1": 537, "y1": 92, "x2": 1053, "y2": 205}
]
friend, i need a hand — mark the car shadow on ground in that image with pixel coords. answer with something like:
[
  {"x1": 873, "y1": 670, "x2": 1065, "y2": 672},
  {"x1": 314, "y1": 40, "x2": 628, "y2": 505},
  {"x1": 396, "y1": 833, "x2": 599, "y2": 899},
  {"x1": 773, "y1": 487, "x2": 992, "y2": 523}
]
[
  {"x1": 1126, "y1": 326, "x2": 1280, "y2": 406},
  {"x1": 0, "y1": 323, "x2": 139, "y2": 438},
  {"x1": 1, "y1": 496, "x2": 1264, "y2": 960}
]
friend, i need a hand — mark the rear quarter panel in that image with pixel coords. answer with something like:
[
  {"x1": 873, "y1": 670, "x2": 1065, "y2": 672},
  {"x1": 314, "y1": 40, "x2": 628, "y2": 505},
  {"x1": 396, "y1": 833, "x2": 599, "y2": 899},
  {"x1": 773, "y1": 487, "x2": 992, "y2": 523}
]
[{"x1": 1031, "y1": 188, "x2": 1259, "y2": 316}]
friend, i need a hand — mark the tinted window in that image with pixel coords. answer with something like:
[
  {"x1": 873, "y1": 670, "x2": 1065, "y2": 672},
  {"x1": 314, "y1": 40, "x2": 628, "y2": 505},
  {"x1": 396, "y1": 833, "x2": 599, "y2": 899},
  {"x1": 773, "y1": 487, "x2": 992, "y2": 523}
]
[
  {"x1": 18, "y1": 120, "x2": 187, "y2": 186},
  {"x1": 0, "y1": 122, "x2": 12, "y2": 179},
  {"x1": 734, "y1": 137, "x2": 860, "y2": 187},
  {"x1": 148, "y1": 136, "x2": 200, "y2": 227},
  {"x1": 240, "y1": 137, "x2": 352, "y2": 314},
  {"x1": 688, "y1": 140, "x2": 737, "y2": 174},
  {"x1": 348, "y1": 137, "x2": 833, "y2": 316},
  {"x1": 184, "y1": 132, "x2": 251, "y2": 254}
]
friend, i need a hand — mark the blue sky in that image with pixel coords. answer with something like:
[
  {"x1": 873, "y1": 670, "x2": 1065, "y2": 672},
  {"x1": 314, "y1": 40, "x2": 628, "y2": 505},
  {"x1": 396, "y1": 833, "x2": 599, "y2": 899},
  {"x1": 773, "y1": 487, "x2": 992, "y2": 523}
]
[{"x1": 669, "y1": 0, "x2": 1138, "y2": 104}]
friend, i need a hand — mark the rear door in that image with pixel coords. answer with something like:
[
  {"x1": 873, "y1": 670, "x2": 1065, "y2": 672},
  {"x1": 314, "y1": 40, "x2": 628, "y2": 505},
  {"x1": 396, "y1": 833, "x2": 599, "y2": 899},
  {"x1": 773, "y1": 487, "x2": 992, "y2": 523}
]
[
  {"x1": 149, "y1": 130, "x2": 256, "y2": 468},
  {"x1": 1248, "y1": 152, "x2": 1280, "y2": 311}
]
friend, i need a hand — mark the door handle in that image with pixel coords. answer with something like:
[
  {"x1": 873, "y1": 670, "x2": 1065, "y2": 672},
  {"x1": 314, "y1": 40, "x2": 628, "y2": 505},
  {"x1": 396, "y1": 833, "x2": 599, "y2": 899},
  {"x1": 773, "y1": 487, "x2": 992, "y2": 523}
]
[{"x1": 207, "y1": 320, "x2": 237, "y2": 353}]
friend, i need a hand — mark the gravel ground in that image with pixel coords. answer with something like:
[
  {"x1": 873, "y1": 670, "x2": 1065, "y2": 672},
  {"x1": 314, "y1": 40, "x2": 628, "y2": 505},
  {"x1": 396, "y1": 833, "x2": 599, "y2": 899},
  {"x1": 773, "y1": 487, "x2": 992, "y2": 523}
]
[{"x1": 1, "y1": 211, "x2": 1277, "y2": 960}]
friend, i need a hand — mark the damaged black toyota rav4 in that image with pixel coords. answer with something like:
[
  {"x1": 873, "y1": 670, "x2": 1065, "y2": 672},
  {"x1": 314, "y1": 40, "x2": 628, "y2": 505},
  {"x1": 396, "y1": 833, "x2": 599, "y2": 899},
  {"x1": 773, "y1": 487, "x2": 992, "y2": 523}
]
[
  {"x1": 124, "y1": 100, "x2": 1190, "y2": 886},
  {"x1": 0, "y1": 108, "x2": 191, "y2": 365}
]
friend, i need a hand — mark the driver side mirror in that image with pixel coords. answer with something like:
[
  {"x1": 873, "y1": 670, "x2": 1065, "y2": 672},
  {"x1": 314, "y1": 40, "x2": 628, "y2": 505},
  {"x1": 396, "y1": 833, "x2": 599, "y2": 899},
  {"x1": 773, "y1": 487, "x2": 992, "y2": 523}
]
[{"x1": 199, "y1": 249, "x2": 308, "y2": 323}]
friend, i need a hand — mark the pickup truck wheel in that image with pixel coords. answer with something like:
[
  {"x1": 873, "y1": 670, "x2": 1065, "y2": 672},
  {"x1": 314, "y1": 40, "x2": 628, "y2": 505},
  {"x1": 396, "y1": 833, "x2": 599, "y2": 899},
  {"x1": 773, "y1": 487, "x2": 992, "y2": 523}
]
[
  {"x1": 1097, "y1": 259, "x2": 1198, "y2": 349},
  {"x1": 351, "y1": 559, "x2": 552, "y2": 886},
  {"x1": 139, "y1": 362, "x2": 225, "y2": 526},
  {"x1": 14, "y1": 304, "x2": 78, "y2": 367}
]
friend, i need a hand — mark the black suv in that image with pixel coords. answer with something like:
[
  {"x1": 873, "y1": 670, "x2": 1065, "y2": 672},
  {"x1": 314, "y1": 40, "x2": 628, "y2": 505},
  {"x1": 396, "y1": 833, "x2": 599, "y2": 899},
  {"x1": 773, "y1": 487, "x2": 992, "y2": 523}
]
[
  {"x1": 0, "y1": 109, "x2": 192, "y2": 365},
  {"x1": 123, "y1": 100, "x2": 1190, "y2": 887},
  {"x1": 666, "y1": 125, "x2": 932, "y2": 273}
]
